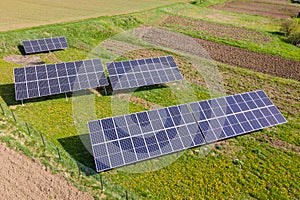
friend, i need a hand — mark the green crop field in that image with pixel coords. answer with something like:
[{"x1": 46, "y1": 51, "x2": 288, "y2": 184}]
[
  {"x1": 0, "y1": 0, "x2": 299, "y2": 199},
  {"x1": 0, "y1": 0, "x2": 188, "y2": 32}
]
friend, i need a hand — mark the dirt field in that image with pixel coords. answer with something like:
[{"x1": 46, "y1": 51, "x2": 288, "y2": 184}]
[
  {"x1": 210, "y1": 0, "x2": 299, "y2": 19},
  {"x1": 137, "y1": 27, "x2": 300, "y2": 81},
  {"x1": 196, "y1": 39, "x2": 300, "y2": 81},
  {"x1": 161, "y1": 16, "x2": 271, "y2": 43},
  {"x1": 0, "y1": 0, "x2": 187, "y2": 32},
  {"x1": 0, "y1": 142, "x2": 93, "y2": 200}
]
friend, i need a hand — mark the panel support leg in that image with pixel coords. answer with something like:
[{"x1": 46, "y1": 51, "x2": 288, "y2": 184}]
[
  {"x1": 21, "y1": 100, "x2": 24, "y2": 106},
  {"x1": 103, "y1": 87, "x2": 107, "y2": 96},
  {"x1": 65, "y1": 93, "x2": 68, "y2": 101}
]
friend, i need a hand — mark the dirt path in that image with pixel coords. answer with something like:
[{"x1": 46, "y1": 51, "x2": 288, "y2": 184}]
[{"x1": 0, "y1": 142, "x2": 94, "y2": 200}]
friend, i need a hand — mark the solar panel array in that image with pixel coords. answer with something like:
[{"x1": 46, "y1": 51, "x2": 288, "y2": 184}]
[
  {"x1": 14, "y1": 59, "x2": 109, "y2": 100},
  {"x1": 22, "y1": 36, "x2": 68, "y2": 54},
  {"x1": 88, "y1": 90, "x2": 287, "y2": 172},
  {"x1": 106, "y1": 56, "x2": 183, "y2": 90}
]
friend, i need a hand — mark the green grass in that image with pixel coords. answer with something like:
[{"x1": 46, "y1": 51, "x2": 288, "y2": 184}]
[{"x1": 0, "y1": 1, "x2": 299, "y2": 199}]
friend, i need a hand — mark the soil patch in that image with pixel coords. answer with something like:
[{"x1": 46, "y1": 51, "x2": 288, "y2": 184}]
[
  {"x1": 196, "y1": 38, "x2": 300, "y2": 81},
  {"x1": 115, "y1": 93, "x2": 163, "y2": 110},
  {"x1": 161, "y1": 15, "x2": 271, "y2": 43},
  {"x1": 0, "y1": 142, "x2": 93, "y2": 200},
  {"x1": 4, "y1": 55, "x2": 44, "y2": 66},
  {"x1": 262, "y1": 135, "x2": 300, "y2": 155},
  {"x1": 210, "y1": 0, "x2": 299, "y2": 19}
]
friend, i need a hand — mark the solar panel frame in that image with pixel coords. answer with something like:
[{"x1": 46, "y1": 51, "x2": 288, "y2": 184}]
[
  {"x1": 14, "y1": 59, "x2": 109, "y2": 101},
  {"x1": 22, "y1": 36, "x2": 68, "y2": 54},
  {"x1": 88, "y1": 90, "x2": 287, "y2": 172},
  {"x1": 106, "y1": 56, "x2": 184, "y2": 90}
]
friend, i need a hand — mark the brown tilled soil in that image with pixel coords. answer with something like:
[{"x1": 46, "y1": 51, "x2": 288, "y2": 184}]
[
  {"x1": 161, "y1": 16, "x2": 271, "y2": 43},
  {"x1": 0, "y1": 142, "x2": 94, "y2": 200},
  {"x1": 210, "y1": 0, "x2": 299, "y2": 19},
  {"x1": 196, "y1": 39, "x2": 300, "y2": 81}
]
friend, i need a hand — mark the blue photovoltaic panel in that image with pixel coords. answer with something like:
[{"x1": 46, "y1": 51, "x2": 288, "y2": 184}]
[
  {"x1": 88, "y1": 104, "x2": 204, "y2": 172},
  {"x1": 189, "y1": 90, "x2": 287, "y2": 143},
  {"x1": 88, "y1": 90, "x2": 286, "y2": 172},
  {"x1": 106, "y1": 56, "x2": 183, "y2": 90},
  {"x1": 22, "y1": 36, "x2": 68, "y2": 54},
  {"x1": 14, "y1": 59, "x2": 109, "y2": 101}
]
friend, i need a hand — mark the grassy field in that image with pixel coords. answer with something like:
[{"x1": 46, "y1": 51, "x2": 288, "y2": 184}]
[
  {"x1": 0, "y1": 0, "x2": 188, "y2": 32},
  {"x1": 0, "y1": 0, "x2": 299, "y2": 199}
]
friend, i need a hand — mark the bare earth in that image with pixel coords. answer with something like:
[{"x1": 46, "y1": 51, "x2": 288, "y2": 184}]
[
  {"x1": 196, "y1": 39, "x2": 300, "y2": 81},
  {"x1": 210, "y1": 0, "x2": 299, "y2": 19},
  {"x1": 0, "y1": 142, "x2": 94, "y2": 200}
]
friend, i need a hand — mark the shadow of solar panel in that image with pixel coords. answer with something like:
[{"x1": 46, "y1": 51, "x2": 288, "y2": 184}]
[
  {"x1": 14, "y1": 59, "x2": 108, "y2": 101},
  {"x1": 22, "y1": 36, "x2": 68, "y2": 54},
  {"x1": 106, "y1": 56, "x2": 183, "y2": 90}
]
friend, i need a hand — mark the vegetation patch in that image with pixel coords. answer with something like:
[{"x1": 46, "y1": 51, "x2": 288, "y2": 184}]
[{"x1": 280, "y1": 19, "x2": 300, "y2": 47}]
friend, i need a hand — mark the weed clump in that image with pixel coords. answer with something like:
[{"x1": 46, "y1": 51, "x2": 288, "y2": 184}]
[{"x1": 280, "y1": 19, "x2": 300, "y2": 47}]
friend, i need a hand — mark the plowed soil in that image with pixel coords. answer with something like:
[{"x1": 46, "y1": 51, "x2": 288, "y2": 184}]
[
  {"x1": 161, "y1": 16, "x2": 271, "y2": 43},
  {"x1": 196, "y1": 39, "x2": 300, "y2": 81},
  {"x1": 210, "y1": 0, "x2": 299, "y2": 19},
  {"x1": 0, "y1": 141, "x2": 93, "y2": 200}
]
